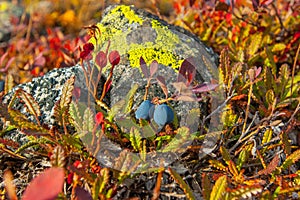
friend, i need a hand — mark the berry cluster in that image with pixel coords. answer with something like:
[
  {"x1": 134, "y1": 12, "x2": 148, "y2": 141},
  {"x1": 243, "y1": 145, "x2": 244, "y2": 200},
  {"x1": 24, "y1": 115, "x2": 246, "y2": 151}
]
[{"x1": 135, "y1": 100, "x2": 174, "y2": 128}]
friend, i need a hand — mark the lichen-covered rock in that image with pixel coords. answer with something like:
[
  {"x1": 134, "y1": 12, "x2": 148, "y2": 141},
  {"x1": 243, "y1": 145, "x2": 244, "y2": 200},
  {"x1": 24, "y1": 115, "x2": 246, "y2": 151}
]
[{"x1": 3, "y1": 4, "x2": 218, "y2": 127}]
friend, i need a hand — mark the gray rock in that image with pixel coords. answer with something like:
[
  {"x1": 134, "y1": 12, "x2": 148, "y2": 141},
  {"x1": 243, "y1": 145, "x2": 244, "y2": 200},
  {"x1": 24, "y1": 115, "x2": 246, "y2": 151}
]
[{"x1": 3, "y1": 4, "x2": 219, "y2": 127}]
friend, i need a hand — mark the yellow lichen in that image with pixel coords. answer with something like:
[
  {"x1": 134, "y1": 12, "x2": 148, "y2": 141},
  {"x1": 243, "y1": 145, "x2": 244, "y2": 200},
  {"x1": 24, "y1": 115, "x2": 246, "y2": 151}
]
[
  {"x1": 111, "y1": 5, "x2": 143, "y2": 25},
  {"x1": 89, "y1": 5, "x2": 185, "y2": 71}
]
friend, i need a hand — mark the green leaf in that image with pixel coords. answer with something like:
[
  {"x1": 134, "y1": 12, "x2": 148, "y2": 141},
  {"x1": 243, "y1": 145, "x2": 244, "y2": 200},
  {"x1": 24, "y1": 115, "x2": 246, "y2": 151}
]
[
  {"x1": 272, "y1": 43, "x2": 286, "y2": 52},
  {"x1": 278, "y1": 64, "x2": 290, "y2": 100},
  {"x1": 169, "y1": 168, "x2": 196, "y2": 200},
  {"x1": 160, "y1": 127, "x2": 193, "y2": 153},
  {"x1": 262, "y1": 128, "x2": 273, "y2": 145},
  {"x1": 281, "y1": 149, "x2": 300, "y2": 170},
  {"x1": 15, "y1": 89, "x2": 41, "y2": 121},
  {"x1": 236, "y1": 144, "x2": 252, "y2": 171},
  {"x1": 220, "y1": 146, "x2": 231, "y2": 165},
  {"x1": 83, "y1": 107, "x2": 95, "y2": 133},
  {"x1": 265, "y1": 89, "x2": 275, "y2": 107},
  {"x1": 123, "y1": 83, "x2": 139, "y2": 114},
  {"x1": 107, "y1": 99, "x2": 125, "y2": 122},
  {"x1": 265, "y1": 47, "x2": 277, "y2": 76},
  {"x1": 53, "y1": 76, "x2": 75, "y2": 126},
  {"x1": 99, "y1": 168, "x2": 109, "y2": 193},
  {"x1": 69, "y1": 102, "x2": 83, "y2": 133},
  {"x1": 129, "y1": 127, "x2": 142, "y2": 152},
  {"x1": 248, "y1": 33, "x2": 262, "y2": 57},
  {"x1": 210, "y1": 175, "x2": 227, "y2": 200},
  {"x1": 209, "y1": 160, "x2": 227, "y2": 172},
  {"x1": 8, "y1": 109, "x2": 47, "y2": 133}
]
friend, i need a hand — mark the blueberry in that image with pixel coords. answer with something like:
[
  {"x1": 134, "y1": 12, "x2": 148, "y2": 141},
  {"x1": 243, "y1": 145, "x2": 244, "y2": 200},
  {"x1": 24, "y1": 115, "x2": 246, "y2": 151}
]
[
  {"x1": 153, "y1": 104, "x2": 174, "y2": 127},
  {"x1": 0, "y1": 80, "x2": 4, "y2": 92},
  {"x1": 135, "y1": 100, "x2": 154, "y2": 120}
]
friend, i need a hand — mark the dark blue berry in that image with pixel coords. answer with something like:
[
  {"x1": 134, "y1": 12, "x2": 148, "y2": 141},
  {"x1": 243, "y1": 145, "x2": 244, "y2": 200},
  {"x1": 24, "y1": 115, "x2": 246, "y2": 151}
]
[
  {"x1": 0, "y1": 80, "x2": 4, "y2": 92},
  {"x1": 135, "y1": 100, "x2": 154, "y2": 120},
  {"x1": 153, "y1": 104, "x2": 174, "y2": 127}
]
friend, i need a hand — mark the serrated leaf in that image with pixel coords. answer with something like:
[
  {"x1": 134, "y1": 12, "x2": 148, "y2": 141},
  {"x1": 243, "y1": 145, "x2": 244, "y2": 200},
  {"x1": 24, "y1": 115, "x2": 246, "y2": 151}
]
[
  {"x1": 210, "y1": 175, "x2": 227, "y2": 200},
  {"x1": 114, "y1": 149, "x2": 140, "y2": 174},
  {"x1": 262, "y1": 128, "x2": 273, "y2": 145},
  {"x1": 265, "y1": 89, "x2": 275, "y2": 107},
  {"x1": 248, "y1": 33, "x2": 262, "y2": 56},
  {"x1": 219, "y1": 48, "x2": 231, "y2": 87},
  {"x1": 50, "y1": 145, "x2": 65, "y2": 168},
  {"x1": 5, "y1": 74, "x2": 14, "y2": 94},
  {"x1": 281, "y1": 149, "x2": 300, "y2": 170},
  {"x1": 123, "y1": 83, "x2": 138, "y2": 114},
  {"x1": 280, "y1": 131, "x2": 291, "y2": 155},
  {"x1": 61, "y1": 134, "x2": 83, "y2": 150},
  {"x1": 54, "y1": 76, "x2": 75, "y2": 126},
  {"x1": 160, "y1": 127, "x2": 192, "y2": 153},
  {"x1": 69, "y1": 102, "x2": 83, "y2": 133},
  {"x1": 169, "y1": 168, "x2": 196, "y2": 200},
  {"x1": 186, "y1": 108, "x2": 200, "y2": 132},
  {"x1": 59, "y1": 76, "x2": 75, "y2": 110},
  {"x1": 8, "y1": 109, "x2": 46, "y2": 132},
  {"x1": 231, "y1": 186, "x2": 262, "y2": 199},
  {"x1": 228, "y1": 160, "x2": 239, "y2": 176},
  {"x1": 272, "y1": 43, "x2": 286, "y2": 52},
  {"x1": 278, "y1": 64, "x2": 290, "y2": 99},
  {"x1": 257, "y1": 154, "x2": 279, "y2": 176},
  {"x1": 130, "y1": 127, "x2": 142, "y2": 152},
  {"x1": 209, "y1": 160, "x2": 227, "y2": 172},
  {"x1": 107, "y1": 99, "x2": 125, "y2": 122},
  {"x1": 83, "y1": 107, "x2": 94, "y2": 133},
  {"x1": 14, "y1": 89, "x2": 41, "y2": 124}
]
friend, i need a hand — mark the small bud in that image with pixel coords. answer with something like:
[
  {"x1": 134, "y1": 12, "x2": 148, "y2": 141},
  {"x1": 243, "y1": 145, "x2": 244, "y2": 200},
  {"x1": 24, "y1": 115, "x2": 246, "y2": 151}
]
[
  {"x1": 83, "y1": 43, "x2": 94, "y2": 52},
  {"x1": 109, "y1": 50, "x2": 120, "y2": 66}
]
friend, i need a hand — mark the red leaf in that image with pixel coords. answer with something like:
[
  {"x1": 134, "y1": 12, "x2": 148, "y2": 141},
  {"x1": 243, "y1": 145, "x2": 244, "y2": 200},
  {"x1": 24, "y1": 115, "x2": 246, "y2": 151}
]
[
  {"x1": 0, "y1": 57, "x2": 15, "y2": 72},
  {"x1": 255, "y1": 66, "x2": 262, "y2": 78},
  {"x1": 156, "y1": 75, "x2": 168, "y2": 98},
  {"x1": 34, "y1": 54, "x2": 46, "y2": 67},
  {"x1": 22, "y1": 167, "x2": 64, "y2": 200},
  {"x1": 150, "y1": 60, "x2": 158, "y2": 77},
  {"x1": 0, "y1": 52, "x2": 8, "y2": 66},
  {"x1": 140, "y1": 57, "x2": 149, "y2": 78},
  {"x1": 177, "y1": 58, "x2": 196, "y2": 85},
  {"x1": 95, "y1": 51, "x2": 107, "y2": 69},
  {"x1": 192, "y1": 83, "x2": 218, "y2": 93},
  {"x1": 75, "y1": 187, "x2": 93, "y2": 200},
  {"x1": 73, "y1": 86, "x2": 81, "y2": 100},
  {"x1": 109, "y1": 50, "x2": 120, "y2": 66}
]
